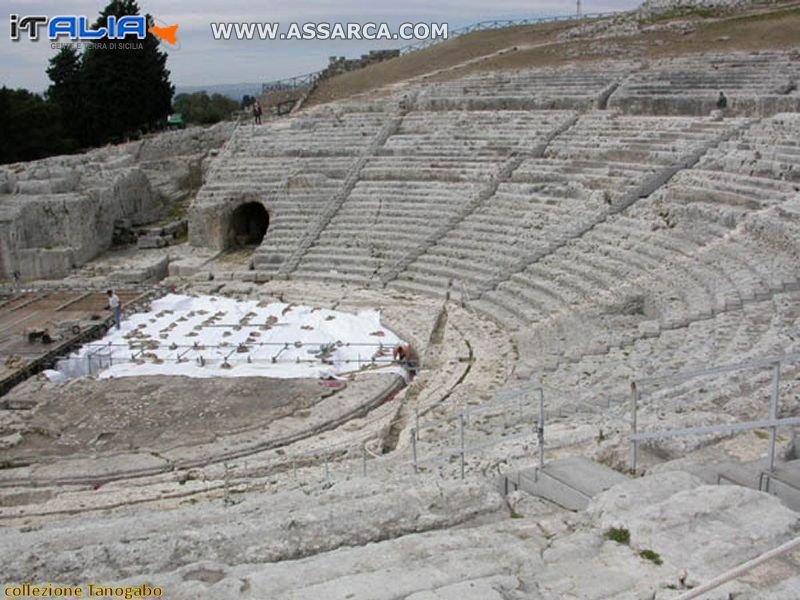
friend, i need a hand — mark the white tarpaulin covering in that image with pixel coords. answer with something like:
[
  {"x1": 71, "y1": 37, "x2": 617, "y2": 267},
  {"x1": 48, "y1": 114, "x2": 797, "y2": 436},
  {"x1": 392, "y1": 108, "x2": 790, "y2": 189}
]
[{"x1": 53, "y1": 294, "x2": 405, "y2": 380}]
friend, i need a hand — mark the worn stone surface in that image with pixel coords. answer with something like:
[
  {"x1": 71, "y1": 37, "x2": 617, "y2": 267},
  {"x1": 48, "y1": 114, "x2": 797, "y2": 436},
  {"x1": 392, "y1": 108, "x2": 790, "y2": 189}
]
[
  {"x1": 3, "y1": 7, "x2": 800, "y2": 597},
  {"x1": 0, "y1": 124, "x2": 233, "y2": 280}
]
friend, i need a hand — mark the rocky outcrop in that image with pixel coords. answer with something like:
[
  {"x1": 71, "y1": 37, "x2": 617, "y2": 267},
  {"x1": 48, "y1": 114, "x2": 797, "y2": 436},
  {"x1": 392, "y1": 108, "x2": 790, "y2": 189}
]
[{"x1": 0, "y1": 123, "x2": 233, "y2": 280}]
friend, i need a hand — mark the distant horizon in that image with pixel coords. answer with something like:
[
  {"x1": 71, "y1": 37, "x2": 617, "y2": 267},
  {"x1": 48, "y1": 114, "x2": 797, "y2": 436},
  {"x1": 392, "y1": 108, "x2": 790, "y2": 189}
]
[{"x1": 2, "y1": 0, "x2": 641, "y2": 95}]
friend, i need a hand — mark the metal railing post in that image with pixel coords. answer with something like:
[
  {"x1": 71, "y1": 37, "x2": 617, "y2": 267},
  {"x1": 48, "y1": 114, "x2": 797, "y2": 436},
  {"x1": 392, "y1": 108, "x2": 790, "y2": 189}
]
[
  {"x1": 459, "y1": 412, "x2": 466, "y2": 479},
  {"x1": 411, "y1": 428, "x2": 418, "y2": 473},
  {"x1": 362, "y1": 443, "x2": 367, "y2": 477},
  {"x1": 630, "y1": 381, "x2": 639, "y2": 474},
  {"x1": 415, "y1": 408, "x2": 420, "y2": 440},
  {"x1": 538, "y1": 387, "x2": 545, "y2": 469},
  {"x1": 767, "y1": 362, "x2": 781, "y2": 472}
]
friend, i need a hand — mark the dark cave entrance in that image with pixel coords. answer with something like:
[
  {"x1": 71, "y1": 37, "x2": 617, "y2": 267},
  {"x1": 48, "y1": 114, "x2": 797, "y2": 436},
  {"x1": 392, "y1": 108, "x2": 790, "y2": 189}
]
[{"x1": 230, "y1": 202, "x2": 269, "y2": 247}]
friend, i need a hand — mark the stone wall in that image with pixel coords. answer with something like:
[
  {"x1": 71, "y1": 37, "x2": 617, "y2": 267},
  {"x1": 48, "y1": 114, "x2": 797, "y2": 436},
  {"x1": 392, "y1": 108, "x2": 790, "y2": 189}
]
[
  {"x1": 0, "y1": 123, "x2": 233, "y2": 281},
  {"x1": 324, "y1": 50, "x2": 401, "y2": 78}
]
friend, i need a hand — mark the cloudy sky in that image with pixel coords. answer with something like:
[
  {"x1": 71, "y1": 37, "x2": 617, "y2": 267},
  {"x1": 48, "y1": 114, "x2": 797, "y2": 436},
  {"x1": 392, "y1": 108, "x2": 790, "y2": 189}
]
[{"x1": 3, "y1": 0, "x2": 640, "y2": 94}]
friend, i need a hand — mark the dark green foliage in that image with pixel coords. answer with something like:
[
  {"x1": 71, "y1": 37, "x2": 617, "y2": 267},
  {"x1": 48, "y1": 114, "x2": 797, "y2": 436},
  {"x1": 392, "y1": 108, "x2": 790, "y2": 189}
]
[
  {"x1": 174, "y1": 92, "x2": 240, "y2": 124},
  {"x1": 79, "y1": 0, "x2": 173, "y2": 145},
  {"x1": 4, "y1": 0, "x2": 176, "y2": 163},
  {"x1": 0, "y1": 87, "x2": 73, "y2": 164},
  {"x1": 639, "y1": 549, "x2": 663, "y2": 565},
  {"x1": 605, "y1": 527, "x2": 630, "y2": 545},
  {"x1": 46, "y1": 46, "x2": 83, "y2": 146}
]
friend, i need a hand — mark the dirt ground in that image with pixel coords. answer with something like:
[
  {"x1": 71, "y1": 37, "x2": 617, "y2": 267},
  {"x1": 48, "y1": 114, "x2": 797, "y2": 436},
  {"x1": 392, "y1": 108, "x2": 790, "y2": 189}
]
[
  {"x1": 305, "y1": 2, "x2": 800, "y2": 107},
  {"x1": 1, "y1": 375, "x2": 331, "y2": 464}
]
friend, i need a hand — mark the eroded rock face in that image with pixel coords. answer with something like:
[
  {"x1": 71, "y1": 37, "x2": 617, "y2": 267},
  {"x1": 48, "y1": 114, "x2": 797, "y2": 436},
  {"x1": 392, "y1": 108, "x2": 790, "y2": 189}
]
[
  {"x1": 0, "y1": 476, "x2": 506, "y2": 584},
  {"x1": 1, "y1": 467, "x2": 796, "y2": 598},
  {"x1": 581, "y1": 470, "x2": 800, "y2": 592},
  {"x1": 0, "y1": 124, "x2": 233, "y2": 280}
]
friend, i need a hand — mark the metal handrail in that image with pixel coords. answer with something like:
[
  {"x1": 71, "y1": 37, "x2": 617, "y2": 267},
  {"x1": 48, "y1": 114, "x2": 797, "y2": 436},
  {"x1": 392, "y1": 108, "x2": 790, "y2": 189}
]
[
  {"x1": 629, "y1": 355, "x2": 800, "y2": 473},
  {"x1": 260, "y1": 11, "x2": 620, "y2": 93},
  {"x1": 519, "y1": 467, "x2": 591, "y2": 501},
  {"x1": 636, "y1": 352, "x2": 800, "y2": 390},
  {"x1": 759, "y1": 469, "x2": 800, "y2": 495},
  {"x1": 672, "y1": 536, "x2": 800, "y2": 600}
]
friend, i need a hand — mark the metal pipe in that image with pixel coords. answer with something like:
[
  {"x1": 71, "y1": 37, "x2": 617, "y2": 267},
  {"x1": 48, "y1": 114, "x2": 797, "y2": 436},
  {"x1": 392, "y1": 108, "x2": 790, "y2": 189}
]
[
  {"x1": 459, "y1": 412, "x2": 466, "y2": 479},
  {"x1": 630, "y1": 416, "x2": 800, "y2": 442},
  {"x1": 362, "y1": 444, "x2": 367, "y2": 477},
  {"x1": 538, "y1": 387, "x2": 545, "y2": 469},
  {"x1": 411, "y1": 428, "x2": 418, "y2": 474},
  {"x1": 767, "y1": 361, "x2": 781, "y2": 472},
  {"x1": 673, "y1": 536, "x2": 800, "y2": 600},
  {"x1": 630, "y1": 381, "x2": 639, "y2": 474}
]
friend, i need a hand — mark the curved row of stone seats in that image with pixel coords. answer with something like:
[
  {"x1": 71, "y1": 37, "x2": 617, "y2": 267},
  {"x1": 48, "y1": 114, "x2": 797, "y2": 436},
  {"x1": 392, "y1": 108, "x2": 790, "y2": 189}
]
[
  {"x1": 546, "y1": 112, "x2": 744, "y2": 165},
  {"x1": 202, "y1": 157, "x2": 357, "y2": 187},
  {"x1": 608, "y1": 52, "x2": 800, "y2": 116},
  {"x1": 697, "y1": 113, "x2": 800, "y2": 182},
  {"x1": 231, "y1": 112, "x2": 388, "y2": 157},
  {"x1": 362, "y1": 110, "x2": 574, "y2": 182},
  {"x1": 416, "y1": 63, "x2": 634, "y2": 110},
  {"x1": 513, "y1": 157, "x2": 653, "y2": 194},
  {"x1": 191, "y1": 111, "x2": 395, "y2": 254},
  {"x1": 252, "y1": 176, "x2": 344, "y2": 271},
  {"x1": 640, "y1": 296, "x2": 800, "y2": 412},
  {"x1": 289, "y1": 110, "x2": 576, "y2": 284},
  {"x1": 292, "y1": 181, "x2": 476, "y2": 285},
  {"x1": 518, "y1": 283, "x2": 785, "y2": 384},
  {"x1": 391, "y1": 113, "x2": 738, "y2": 299},
  {"x1": 475, "y1": 198, "x2": 794, "y2": 331},
  {"x1": 533, "y1": 292, "x2": 800, "y2": 415},
  {"x1": 664, "y1": 169, "x2": 797, "y2": 212},
  {"x1": 392, "y1": 180, "x2": 608, "y2": 298}
]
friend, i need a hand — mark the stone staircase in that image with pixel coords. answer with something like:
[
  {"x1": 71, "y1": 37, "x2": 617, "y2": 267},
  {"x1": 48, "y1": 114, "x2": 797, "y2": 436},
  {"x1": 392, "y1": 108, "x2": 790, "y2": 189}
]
[
  {"x1": 503, "y1": 457, "x2": 628, "y2": 511},
  {"x1": 275, "y1": 108, "x2": 409, "y2": 277}
]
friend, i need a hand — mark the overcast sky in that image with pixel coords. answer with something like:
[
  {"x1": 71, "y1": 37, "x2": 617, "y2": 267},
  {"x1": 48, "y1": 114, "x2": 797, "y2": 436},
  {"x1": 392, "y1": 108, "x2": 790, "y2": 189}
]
[{"x1": 3, "y1": 0, "x2": 641, "y2": 93}]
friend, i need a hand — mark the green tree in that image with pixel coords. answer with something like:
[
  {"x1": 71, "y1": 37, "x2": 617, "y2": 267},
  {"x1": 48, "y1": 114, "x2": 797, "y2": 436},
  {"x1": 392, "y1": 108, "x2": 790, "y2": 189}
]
[
  {"x1": 0, "y1": 87, "x2": 72, "y2": 164},
  {"x1": 174, "y1": 92, "x2": 239, "y2": 124},
  {"x1": 46, "y1": 46, "x2": 83, "y2": 147},
  {"x1": 80, "y1": 0, "x2": 173, "y2": 145}
]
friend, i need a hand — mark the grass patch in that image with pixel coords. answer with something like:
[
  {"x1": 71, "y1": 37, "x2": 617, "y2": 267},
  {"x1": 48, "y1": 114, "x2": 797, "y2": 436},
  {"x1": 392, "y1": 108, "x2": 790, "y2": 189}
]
[
  {"x1": 754, "y1": 430, "x2": 769, "y2": 440},
  {"x1": 168, "y1": 199, "x2": 189, "y2": 221},
  {"x1": 605, "y1": 527, "x2": 630, "y2": 545},
  {"x1": 726, "y1": 5, "x2": 800, "y2": 24},
  {"x1": 639, "y1": 5, "x2": 726, "y2": 24},
  {"x1": 639, "y1": 549, "x2": 663, "y2": 565}
]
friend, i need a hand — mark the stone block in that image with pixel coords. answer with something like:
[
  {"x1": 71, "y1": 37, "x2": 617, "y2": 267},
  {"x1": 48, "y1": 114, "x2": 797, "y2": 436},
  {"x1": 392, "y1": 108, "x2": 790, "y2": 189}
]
[{"x1": 137, "y1": 236, "x2": 167, "y2": 249}]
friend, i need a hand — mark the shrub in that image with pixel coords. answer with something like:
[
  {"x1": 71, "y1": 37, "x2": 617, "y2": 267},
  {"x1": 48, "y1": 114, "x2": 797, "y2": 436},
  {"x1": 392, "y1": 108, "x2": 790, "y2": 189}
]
[
  {"x1": 639, "y1": 549, "x2": 663, "y2": 565},
  {"x1": 605, "y1": 527, "x2": 630, "y2": 545}
]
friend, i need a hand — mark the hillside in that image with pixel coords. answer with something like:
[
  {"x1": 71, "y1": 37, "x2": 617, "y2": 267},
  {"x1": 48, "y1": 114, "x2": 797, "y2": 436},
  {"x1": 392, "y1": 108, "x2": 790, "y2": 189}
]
[{"x1": 306, "y1": 1, "x2": 800, "y2": 107}]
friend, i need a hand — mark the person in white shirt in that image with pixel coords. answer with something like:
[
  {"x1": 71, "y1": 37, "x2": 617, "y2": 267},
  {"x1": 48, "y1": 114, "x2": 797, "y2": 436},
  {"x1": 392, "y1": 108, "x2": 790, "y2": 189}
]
[{"x1": 106, "y1": 289, "x2": 121, "y2": 330}]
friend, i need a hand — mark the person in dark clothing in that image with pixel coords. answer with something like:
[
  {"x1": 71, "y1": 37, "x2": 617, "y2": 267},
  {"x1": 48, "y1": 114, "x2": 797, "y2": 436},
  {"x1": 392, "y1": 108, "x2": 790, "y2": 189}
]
[
  {"x1": 252, "y1": 100, "x2": 263, "y2": 125},
  {"x1": 716, "y1": 91, "x2": 728, "y2": 110}
]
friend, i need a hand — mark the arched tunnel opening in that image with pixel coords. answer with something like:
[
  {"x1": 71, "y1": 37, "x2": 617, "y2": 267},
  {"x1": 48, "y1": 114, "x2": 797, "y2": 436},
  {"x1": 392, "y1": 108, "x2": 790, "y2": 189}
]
[{"x1": 230, "y1": 202, "x2": 269, "y2": 247}]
